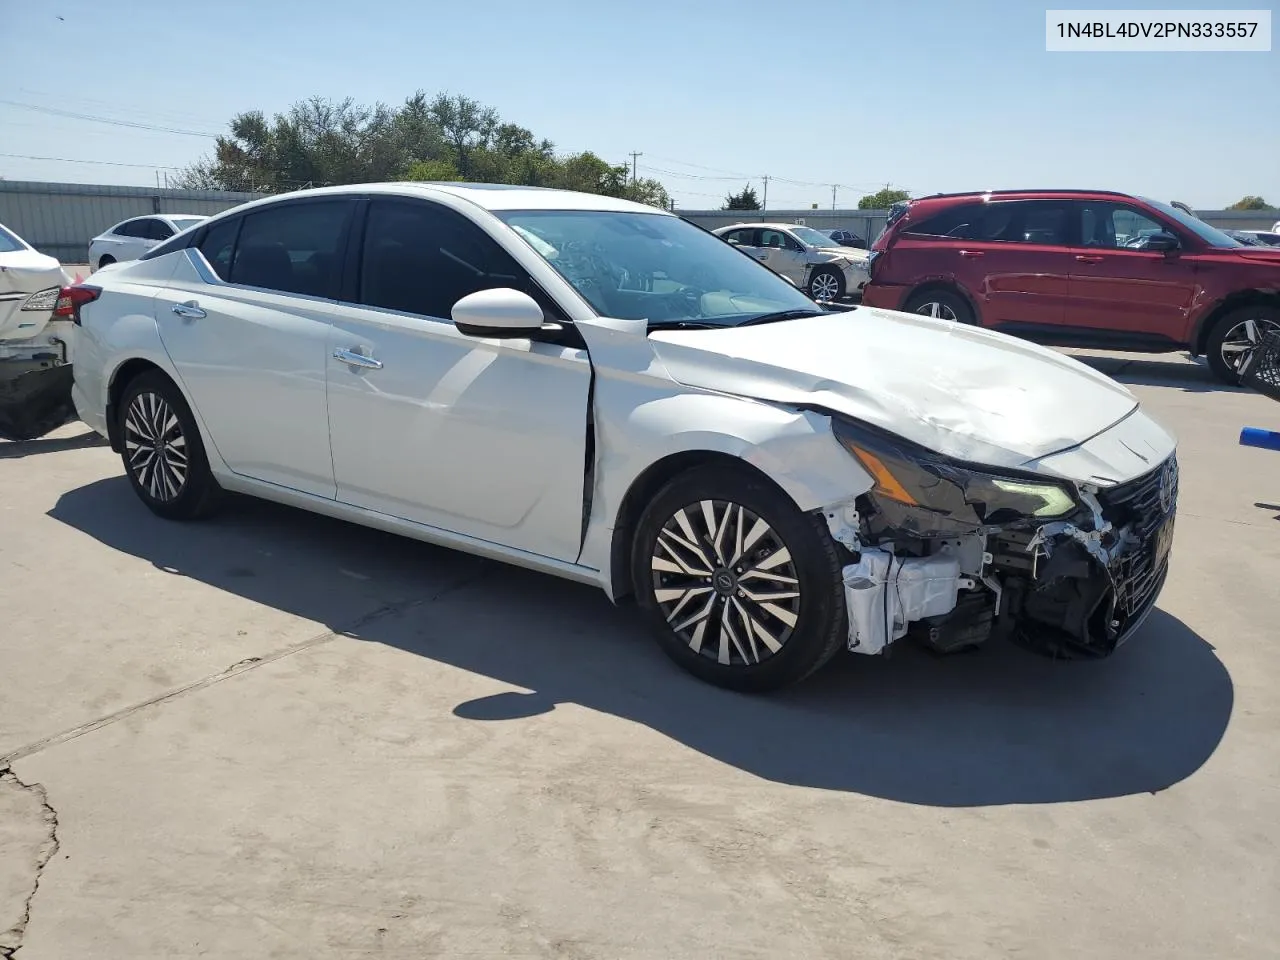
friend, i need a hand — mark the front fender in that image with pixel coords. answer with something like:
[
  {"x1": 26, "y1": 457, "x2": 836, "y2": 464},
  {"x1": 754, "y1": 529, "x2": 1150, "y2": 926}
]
[{"x1": 580, "y1": 382, "x2": 873, "y2": 600}]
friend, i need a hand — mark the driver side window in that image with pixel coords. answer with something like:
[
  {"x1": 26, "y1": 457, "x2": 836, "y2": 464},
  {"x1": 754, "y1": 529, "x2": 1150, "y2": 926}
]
[
  {"x1": 357, "y1": 200, "x2": 533, "y2": 321},
  {"x1": 1077, "y1": 202, "x2": 1167, "y2": 249}
]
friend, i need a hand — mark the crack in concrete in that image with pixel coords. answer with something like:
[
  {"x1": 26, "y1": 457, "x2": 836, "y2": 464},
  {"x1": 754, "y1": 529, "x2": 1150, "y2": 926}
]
[
  {"x1": 0, "y1": 562, "x2": 491, "y2": 769},
  {"x1": 0, "y1": 770, "x2": 60, "y2": 959}
]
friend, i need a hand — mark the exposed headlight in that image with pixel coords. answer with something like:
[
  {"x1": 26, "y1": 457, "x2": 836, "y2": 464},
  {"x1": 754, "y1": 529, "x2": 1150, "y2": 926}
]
[
  {"x1": 20, "y1": 287, "x2": 62, "y2": 313},
  {"x1": 832, "y1": 417, "x2": 1078, "y2": 536}
]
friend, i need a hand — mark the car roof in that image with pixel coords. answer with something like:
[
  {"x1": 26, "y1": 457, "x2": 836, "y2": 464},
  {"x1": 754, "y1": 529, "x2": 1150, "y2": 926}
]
[
  {"x1": 213, "y1": 182, "x2": 668, "y2": 217},
  {"x1": 717, "y1": 222, "x2": 805, "y2": 232},
  {"x1": 906, "y1": 188, "x2": 1143, "y2": 211}
]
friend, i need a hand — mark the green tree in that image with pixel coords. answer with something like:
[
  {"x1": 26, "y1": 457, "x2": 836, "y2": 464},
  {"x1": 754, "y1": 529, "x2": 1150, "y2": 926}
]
[
  {"x1": 1227, "y1": 195, "x2": 1273, "y2": 211},
  {"x1": 722, "y1": 185, "x2": 760, "y2": 210},
  {"x1": 858, "y1": 187, "x2": 910, "y2": 210},
  {"x1": 174, "y1": 90, "x2": 671, "y2": 208}
]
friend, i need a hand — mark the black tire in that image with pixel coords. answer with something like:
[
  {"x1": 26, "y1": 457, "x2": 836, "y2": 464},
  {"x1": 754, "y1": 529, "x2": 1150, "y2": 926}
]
[
  {"x1": 98, "y1": 255, "x2": 116, "y2": 269},
  {"x1": 1205, "y1": 304, "x2": 1280, "y2": 385},
  {"x1": 117, "y1": 370, "x2": 222, "y2": 520},
  {"x1": 903, "y1": 287, "x2": 974, "y2": 324},
  {"x1": 807, "y1": 266, "x2": 845, "y2": 302},
  {"x1": 630, "y1": 464, "x2": 847, "y2": 692}
]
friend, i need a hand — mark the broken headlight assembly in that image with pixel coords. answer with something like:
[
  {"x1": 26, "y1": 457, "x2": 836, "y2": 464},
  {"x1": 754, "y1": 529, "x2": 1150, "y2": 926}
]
[{"x1": 831, "y1": 417, "x2": 1078, "y2": 537}]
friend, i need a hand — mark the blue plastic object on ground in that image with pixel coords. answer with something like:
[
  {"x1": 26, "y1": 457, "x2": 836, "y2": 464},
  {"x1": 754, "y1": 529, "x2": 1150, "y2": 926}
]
[{"x1": 1240, "y1": 427, "x2": 1280, "y2": 451}]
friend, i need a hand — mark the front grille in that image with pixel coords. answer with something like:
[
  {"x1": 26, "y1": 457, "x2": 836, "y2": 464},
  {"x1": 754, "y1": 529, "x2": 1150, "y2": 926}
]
[{"x1": 1098, "y1": 455, "x2": 1178, "y2": 622}]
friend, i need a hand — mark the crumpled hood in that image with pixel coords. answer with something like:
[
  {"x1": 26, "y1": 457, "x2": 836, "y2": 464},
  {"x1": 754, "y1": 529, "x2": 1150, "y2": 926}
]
[
  {"x1": 647, "y1": 307, "x2": 1140, "y2": 470},
  {"x1": 0, "y1": 250, "x2": 69, "y2": 341}
]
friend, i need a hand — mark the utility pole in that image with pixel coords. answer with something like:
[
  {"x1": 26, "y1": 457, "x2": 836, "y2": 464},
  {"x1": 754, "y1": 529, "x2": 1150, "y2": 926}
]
[
  {"x1": 831, "y1": 184, "x2": 837, "y2": 210},
  {"x1": 628, "y1": 151, "x2": 642, "y2": 184},
  {"x1": 762, "y1": 175, "x2": 769, "y2": 212}
]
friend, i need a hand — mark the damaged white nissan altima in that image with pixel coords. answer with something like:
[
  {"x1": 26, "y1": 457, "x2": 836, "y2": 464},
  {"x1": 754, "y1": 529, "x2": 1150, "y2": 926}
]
[{"x1": 64, "y1": 183, "x2": 1178, "y2": 691}]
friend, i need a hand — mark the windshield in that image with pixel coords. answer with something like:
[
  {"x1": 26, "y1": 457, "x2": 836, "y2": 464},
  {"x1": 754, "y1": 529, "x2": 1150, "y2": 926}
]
[
  {"x1": 790, "y1": 226, "x2": 840, "y2": 248},
  {"x1": 168, "y1": 217, "x2": 205, "y2": 233},
  {"x1": 497, "y1": 210, "x2": 821, "y2": 328},
  {"x1": 1140, "y1": 197, "x2": 1242, "y2": 248},
  {"x1": 0, "y1": 224, "x2": 28, "y2": 254}
]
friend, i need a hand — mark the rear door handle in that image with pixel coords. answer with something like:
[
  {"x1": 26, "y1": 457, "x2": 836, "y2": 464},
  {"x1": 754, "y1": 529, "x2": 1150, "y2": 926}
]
[
  {"x1": 1075, "y1": 255, "x2": 1104, "y2": 263},
  {"x1": 333, "y1": 347, "x2": 383, "y2": 370},
  {"x1": 958, "y1": 250, "x2": 984, "y2": 258},
  {"x1": 171, "y1": 301, "x2": 206, "y2": 319}
]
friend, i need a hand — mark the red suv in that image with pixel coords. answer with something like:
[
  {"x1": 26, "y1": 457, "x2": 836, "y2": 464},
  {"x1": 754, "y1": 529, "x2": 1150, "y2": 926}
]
[{"x1": 861, "y1": 189, "x2": 1280, "y2": 384}]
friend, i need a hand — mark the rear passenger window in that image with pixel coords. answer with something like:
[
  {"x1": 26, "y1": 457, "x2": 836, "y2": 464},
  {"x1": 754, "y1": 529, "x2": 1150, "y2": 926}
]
[
  {"x1": 357, "y1": 200, "x2": 527, "y2": 319},
  {"x1": 904, "y1": 204, "x2": 985, "y2": 239},
  {"x1": 149, "y1": 220, "x2": 175, "y2": 240},
  {"x1": 198, "y1": 219, "x2": 241, "y2": 280},
  {"x1": 113, "y1": 219, "x2": 148, "y2": 238},
  {"x1": 723, "y1": 229, "x2": 756, "y2": 246},
  {"x1": 229, "y1": 201, "x2": 353, "y2": 298}
]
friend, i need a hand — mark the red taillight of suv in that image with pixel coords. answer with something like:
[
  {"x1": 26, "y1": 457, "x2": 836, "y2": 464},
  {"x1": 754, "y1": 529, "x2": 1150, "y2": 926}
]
[{"x1": 53, "y1": 284, "x2": 102, "y2": 324}]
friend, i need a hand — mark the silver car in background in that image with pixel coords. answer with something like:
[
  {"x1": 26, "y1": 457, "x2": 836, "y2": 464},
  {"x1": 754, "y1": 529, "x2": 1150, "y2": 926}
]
[{"x1": 713, "y1": 222, "x2": 870, "y2": 301}]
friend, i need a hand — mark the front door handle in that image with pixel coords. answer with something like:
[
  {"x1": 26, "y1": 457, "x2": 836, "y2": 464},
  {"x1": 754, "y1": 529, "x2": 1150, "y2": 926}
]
[
  {"x1": 333, "y1": 347, "x2": 383, "y2": 370},
  {"x1": 171, "y1": 301, "x2": 206, "y2": 319},
  {"x1": 1075, "y1": 254, "x2": 1104, "y2": 263},
  {"x1": 958, "y1": 249, "x2": 984, "y2": 258}
]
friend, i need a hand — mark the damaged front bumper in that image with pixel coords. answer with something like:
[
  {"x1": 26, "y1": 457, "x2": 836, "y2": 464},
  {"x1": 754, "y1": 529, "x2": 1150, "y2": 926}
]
[{"x1": 829, "y1": 454, "x2": 1179, "y2": 659}]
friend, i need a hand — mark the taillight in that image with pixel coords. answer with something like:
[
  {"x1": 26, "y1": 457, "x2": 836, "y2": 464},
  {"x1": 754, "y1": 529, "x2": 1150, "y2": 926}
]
[{"x1": 53, "y1": 284, "x2": 102, "y2": 323}]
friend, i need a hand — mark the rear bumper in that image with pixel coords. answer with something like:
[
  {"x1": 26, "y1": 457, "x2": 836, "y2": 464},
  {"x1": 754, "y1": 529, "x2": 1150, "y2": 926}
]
[
  {"x1": 0, "y1": 359, "x2": 75, "y2": 441},
  {"x1": 858, "y1": 283, "x2": 908, "y2": 311}
]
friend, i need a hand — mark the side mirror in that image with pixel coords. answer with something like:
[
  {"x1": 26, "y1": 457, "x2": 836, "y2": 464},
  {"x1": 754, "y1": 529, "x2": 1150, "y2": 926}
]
[
  {"x1": 452, "y1": 287, "x2": 546, "y2": 338},
  {"x1": 1144, "y1": 231, "x2": 1180, "y2": 252}
]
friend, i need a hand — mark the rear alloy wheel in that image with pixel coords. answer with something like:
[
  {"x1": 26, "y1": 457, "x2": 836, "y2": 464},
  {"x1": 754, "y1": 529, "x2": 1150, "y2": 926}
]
[
  {"x1": 1206, "y1": 305, "x2": 1280, "y2": 384},
  {"x1": 631, "y1": 465, "x2": 846, "y2": 692},
  {"x1": 903, "y1": 288, "x2": 974, "y2": 324},
  {"x1": 807, "y1": 267, "x2": 845, "y2": 302},
  {"x1": 119, "y1": 371, "x2": 222, "y2": 520}
]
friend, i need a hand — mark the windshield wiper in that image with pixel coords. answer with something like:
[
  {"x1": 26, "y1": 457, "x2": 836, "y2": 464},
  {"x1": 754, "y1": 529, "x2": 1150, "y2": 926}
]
[
  {"x1": 736, "y1": 309, "x2": 831, "y2": 327},
  {"x1": 645, "y1": 319, "x2": 725, "y2": 331}
]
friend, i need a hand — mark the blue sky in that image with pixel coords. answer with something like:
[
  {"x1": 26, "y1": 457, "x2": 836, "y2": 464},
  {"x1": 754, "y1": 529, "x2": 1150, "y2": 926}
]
[{"x1": 1, "y1": 0, "x2": 1276, "y2": 209}]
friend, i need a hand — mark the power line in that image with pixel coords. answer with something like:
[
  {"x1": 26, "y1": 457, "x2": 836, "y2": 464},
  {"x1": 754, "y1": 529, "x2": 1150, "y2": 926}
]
[
  {"x1": 0, "y1": 152, "x2": 184, "y2": 170},
  {"x1": 0, "y1": 100, "x2": 220, "y2": 138}
]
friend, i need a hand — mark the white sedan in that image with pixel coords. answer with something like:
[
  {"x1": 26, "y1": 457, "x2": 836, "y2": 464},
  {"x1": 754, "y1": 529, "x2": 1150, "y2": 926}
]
[
  {"x1": 0, "y1": 222, "x2": 76, "y2": 440},
  {"x1": 88, "y1": 213, "x2": 208, "y2": 271},
  {"x1": 713, "y1": 222, "x2": 870, "y2": 301},
  {"x1": 65, "y1": 183, "x2": 1177, "y2": 690}
]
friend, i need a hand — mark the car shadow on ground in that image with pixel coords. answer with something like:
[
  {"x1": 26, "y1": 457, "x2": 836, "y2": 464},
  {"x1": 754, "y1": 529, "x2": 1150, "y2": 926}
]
[
  {"x1": 0, "y1": 427, "x2": 107, "y2": 459},
  {"x1": 1071, "y1": 353, "x2": 1250, "y2": 393},
  {"x1": 49, "y1": 478, "x2": 1233, "y2": 809}
]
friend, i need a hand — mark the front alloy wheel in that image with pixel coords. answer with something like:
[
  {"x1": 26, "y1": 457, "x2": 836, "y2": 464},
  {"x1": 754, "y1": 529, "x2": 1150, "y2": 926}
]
[
  {"x1": 124, "y1": 391, "x2": 189, "y2": 501},
  {"x1": 1206, "y1": 305, "x2": 1280, "y2": 385},
  {"x1": 651, "y1": 500, "x2": 801, "y2": 667},
  {"x1": 631, "y1": 464, "x2": 847, "y2": 692},
  {"x1": 1219, "y1": 317, "x2": 1280, "y2": 376}
]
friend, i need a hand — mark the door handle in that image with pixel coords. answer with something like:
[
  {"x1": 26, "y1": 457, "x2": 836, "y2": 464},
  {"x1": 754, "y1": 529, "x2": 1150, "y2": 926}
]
[
  {"x1": 1075, "y1": 255, "x2": 1104, "y2": 263},
  {"x1": 958, "y1": 250, "x2": 984, "y2": 258},
  {"x1": 171, "y1": 301, "x2": 206, "y2": 319},
  {"x1": 333, "y1": 347, "x2": 383, "y2": 370}
]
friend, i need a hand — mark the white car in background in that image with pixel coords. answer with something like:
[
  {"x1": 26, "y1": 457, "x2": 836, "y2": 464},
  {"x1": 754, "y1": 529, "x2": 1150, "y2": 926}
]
[
  {"x1": 0, "y1": 222, "x2": 75, "y2": 440},
  {"x1": 66, "y1": 183, "x2": 1176, "y2": 692},
  {"x1": 88, "y1": 214, "x2": 208, "y2": 270},
  {"x1": 712, "y1": 222, "x2": 871, "y2": 301}
]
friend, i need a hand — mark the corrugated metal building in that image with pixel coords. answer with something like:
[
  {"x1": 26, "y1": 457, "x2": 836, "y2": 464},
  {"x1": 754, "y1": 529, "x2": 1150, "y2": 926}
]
[
  {"x1": 0, "y1": 181, "x2": 263, "y2": 263},
  {"x1": 1, "y1": 180, "x2": 1274, "y2": 264}
]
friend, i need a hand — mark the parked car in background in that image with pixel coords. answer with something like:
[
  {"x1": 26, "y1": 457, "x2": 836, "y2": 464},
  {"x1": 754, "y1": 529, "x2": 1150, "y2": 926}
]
[
  {"x1": 0, "y1": 222, "x2": 75, "y2": 440},
  {"x1": 1226, "y1": 230, "x2": 1280, "y2": 247},
  {"x1": 62, "y1": 182, "x2": 1176, "y2": 690},
  {"x1": 713, "y1": 222, "x2": 870, "y2": 301},
  {"x1": 88, "y1": 214, "x2": 208, "y2": 271},
  {"x1": 862, "y1": 189, "x2": 1280, "y2": 384},
  {"x1": 826, "y1": 229, "x2": 867, "y2": 249}
]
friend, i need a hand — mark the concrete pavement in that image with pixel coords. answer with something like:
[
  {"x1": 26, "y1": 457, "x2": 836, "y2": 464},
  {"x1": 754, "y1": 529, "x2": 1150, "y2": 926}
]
[{"x1": 1, "y1": 351, "x2": 1278, "y2": 958}]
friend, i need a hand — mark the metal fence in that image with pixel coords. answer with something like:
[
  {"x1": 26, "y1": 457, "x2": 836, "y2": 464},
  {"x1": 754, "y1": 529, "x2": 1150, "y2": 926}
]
[
  {"x1": 0, "y1": 180, "x2": 264, "y2": 263},
  {"x1": 2, "y1": 179, "x2": 1276, "y2": 263}
]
